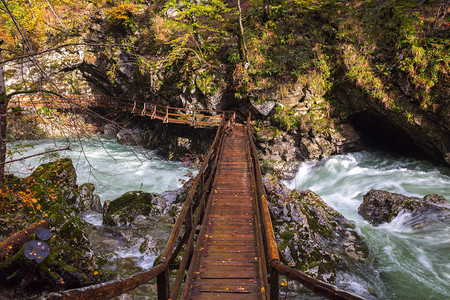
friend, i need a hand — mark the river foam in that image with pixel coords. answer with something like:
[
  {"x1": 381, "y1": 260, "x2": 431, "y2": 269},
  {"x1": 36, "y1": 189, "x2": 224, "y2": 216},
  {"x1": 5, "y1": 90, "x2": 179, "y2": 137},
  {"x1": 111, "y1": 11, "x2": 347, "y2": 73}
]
[
  {"x1": 8, "y1": 137, "x2": 194, "y2": 282},
  {"x1": 286, "y1": 150, "x2": 450, "y2": 299},
  {"x1": 8, "y1": 137, "x2": 195, "y2": 201}
]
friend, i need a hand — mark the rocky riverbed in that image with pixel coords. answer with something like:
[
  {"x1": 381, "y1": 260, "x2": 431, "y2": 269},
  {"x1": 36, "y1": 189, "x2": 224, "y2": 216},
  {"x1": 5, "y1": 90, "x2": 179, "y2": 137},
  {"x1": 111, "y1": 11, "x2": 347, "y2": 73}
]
[
  {"x1": 0, "y1": 156, "x2": 399, "y2": 299},
  {"x1": 359, "y1": 189, "x2": 449, "y2": 227}
]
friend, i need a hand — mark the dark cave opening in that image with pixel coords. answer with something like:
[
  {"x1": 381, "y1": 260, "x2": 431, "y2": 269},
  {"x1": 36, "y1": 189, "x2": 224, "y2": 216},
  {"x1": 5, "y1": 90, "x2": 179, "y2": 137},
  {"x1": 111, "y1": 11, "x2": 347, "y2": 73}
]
[{"x1": 349, "y1": 111, "x2": 423, "y2": 158}]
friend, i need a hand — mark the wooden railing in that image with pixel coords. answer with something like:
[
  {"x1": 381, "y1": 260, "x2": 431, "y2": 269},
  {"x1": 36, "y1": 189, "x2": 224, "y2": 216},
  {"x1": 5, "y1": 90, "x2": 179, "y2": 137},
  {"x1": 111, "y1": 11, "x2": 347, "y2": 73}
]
[
  {"x1": 44, "y1": 111, "x2": 235, "y2": 300},
  {"x1": 27, "y1": 94, "x2": 366, "y2": 299},
  {"x1": 246, "y1": 114, "x2": 366, "y2": 300},
  {"x1": 9, "y1": 95, "x2": 235, "y2": 127}
]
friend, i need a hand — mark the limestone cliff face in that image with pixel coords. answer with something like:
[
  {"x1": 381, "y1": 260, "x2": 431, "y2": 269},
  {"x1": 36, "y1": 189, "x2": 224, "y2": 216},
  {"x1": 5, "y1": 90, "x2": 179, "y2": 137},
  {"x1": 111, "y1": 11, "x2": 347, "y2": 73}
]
[{"x1": 4, "y1": 0, "x2": 448, "y2": 175}]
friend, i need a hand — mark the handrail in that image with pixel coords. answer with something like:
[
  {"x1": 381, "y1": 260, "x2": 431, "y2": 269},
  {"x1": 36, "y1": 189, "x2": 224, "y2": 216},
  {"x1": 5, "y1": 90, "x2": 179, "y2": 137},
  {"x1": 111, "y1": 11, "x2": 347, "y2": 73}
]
[
  {"x1": 44, "y1": 109, "x2": 235, "y2": 299},
  {"x1": 246, "y1": 114, "x2": 366, "y2": 300},
  {"x1": 8, "y1": 94, "x2": 235, "y2": 127}
]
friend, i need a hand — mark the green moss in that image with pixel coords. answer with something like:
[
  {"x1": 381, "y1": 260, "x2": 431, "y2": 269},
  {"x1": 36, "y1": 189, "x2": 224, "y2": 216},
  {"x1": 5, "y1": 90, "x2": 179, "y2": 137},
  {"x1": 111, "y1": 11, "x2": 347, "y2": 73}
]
[
  {"x1": 281, "y1": 231, "x2": 295, "y2": 241},
  {"x1": 1, "y1": 158, "x2": 104, "y2": 290},
  {"x1": 167, "y1": 205, "x2": 179, "y2": 218},
  {"x1": 153, "y1": 253, "x2": 163, "y2": 267},
  {"x1": 103, "y1": 191, "x2": 160, "y2": 226},
  {"x1": 270, "y1": 106, "x2": 301, "y2": 132}
]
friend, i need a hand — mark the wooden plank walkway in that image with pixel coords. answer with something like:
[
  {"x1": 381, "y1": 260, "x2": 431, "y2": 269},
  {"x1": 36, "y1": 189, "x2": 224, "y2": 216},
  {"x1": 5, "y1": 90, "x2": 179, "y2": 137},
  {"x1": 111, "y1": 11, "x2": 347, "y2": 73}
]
[
  {"x1": 182, "y1": 124, "x2": 266, "y2": 299},
  {"x1": 9, "y1": 96, "x2": 225, "y2": 127}
]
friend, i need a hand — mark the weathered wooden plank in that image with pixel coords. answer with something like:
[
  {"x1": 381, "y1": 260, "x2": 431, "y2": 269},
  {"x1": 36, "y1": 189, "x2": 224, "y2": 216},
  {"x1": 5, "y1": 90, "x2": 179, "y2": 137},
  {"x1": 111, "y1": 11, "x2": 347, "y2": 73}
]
[
  {"x1": 205, "y1": 227, "x2": 255, "y2": 234},
  {"x1": 190, "y1": 281, "x2": 260, "y2": 293},
  {"x1": 184, "y1": 125, "x2": 266, "y2": 300},
  {"x1": 192, "y1": 278, "x2": 259, "y2": 285},
  {"x1": 199, "y1": 251, "x2": 258, "y2": 261},
  {"x1": 187, "y1": 291, "x2": 262, "y2": 299},
  {"x1": 194, "y1": 266, "x2": 258, "y2": 279}
]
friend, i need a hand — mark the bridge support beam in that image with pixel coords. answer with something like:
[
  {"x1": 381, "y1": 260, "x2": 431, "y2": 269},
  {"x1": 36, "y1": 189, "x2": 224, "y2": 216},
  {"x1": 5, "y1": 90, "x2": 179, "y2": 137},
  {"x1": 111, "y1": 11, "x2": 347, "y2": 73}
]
[
  {"x1": 270, "y1": 268, "x2": 279, "y2": 300},
  {"x1": 157, "y1": 266, "x2": 169, "y2": 300}
]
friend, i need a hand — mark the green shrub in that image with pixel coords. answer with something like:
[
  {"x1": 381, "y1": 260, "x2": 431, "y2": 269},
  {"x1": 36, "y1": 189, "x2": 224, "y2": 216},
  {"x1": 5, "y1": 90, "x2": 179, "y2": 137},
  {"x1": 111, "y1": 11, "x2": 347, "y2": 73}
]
[{"x1": 105, "y1": 3, "x2": 137, "y2": 33}]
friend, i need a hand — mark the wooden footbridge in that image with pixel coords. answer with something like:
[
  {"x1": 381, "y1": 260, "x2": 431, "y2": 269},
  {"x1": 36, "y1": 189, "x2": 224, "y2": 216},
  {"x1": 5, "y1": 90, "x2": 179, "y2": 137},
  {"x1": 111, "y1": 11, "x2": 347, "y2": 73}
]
[{"x1": 11, "y1": 95, "x2": 365, "y2": 299}]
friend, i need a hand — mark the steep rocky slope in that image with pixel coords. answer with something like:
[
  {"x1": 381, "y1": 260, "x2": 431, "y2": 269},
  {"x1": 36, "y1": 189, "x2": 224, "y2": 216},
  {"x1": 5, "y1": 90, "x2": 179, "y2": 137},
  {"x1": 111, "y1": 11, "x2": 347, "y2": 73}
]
[{"x1": 3, "y1": 0, "x2": 448, "y2": 177}]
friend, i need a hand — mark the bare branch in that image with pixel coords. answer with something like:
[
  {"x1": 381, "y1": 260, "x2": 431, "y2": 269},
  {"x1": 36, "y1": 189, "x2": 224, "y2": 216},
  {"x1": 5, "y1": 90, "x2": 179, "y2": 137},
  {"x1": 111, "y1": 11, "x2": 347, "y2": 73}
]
[
  {"x1": 45, "y1": 0, "x2": 67, "y2": 30},
  {"x1": 1, "y1": 43, "x2": 139, "y2": 64},
  {"x1": 7, "y1": 89, "x2": 62, "y2": 99},
  {"x1": 1, "y1": 147, "x2": 71, "y2": 165}
]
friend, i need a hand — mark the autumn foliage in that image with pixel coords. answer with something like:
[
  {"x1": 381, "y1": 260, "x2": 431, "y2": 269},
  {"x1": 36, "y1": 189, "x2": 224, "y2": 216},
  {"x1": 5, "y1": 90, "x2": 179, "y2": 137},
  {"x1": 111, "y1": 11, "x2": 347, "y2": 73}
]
[
  {"x1": 0, "y1": 0, "x2": 107, "y2": 54},
  {"x1": 0, "y1": 159, "x2": 104, "y2": 293}
]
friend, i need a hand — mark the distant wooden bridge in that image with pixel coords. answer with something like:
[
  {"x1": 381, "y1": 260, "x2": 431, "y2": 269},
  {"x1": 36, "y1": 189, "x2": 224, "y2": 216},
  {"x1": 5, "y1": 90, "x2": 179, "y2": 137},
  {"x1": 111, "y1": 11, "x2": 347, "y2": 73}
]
[
  {"x1": 9, "y1": 94, "x2": 234, "y2": 127},
  {"x1": 12, "y1": 95, "x2": 365, "y2": 299}
]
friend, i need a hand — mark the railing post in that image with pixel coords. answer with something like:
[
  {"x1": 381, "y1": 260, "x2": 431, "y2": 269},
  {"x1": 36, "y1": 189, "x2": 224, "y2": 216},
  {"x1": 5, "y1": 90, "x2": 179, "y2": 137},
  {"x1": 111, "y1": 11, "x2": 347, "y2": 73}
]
[
  {"x1": 151, "y1": 105, "x2": 157, "y2": 119},
  {"x1": 163, "y1": 107, "x2": 169, "y2": 123},
  {"x1": 191, "y1": 111, "x2": 196, "y2": 126},
  {"x1": 185, "y1": 203, "x2": 194, "y2": 266},
  {"x1": 270, "y1": 267, "x2": 279, "y2": 300},
  {"x1": 185, "y1": 204, "x2": 193, "y2": 236},
  {"x1": 157, "y1": 265, "x2": 169, "y2": 300}
]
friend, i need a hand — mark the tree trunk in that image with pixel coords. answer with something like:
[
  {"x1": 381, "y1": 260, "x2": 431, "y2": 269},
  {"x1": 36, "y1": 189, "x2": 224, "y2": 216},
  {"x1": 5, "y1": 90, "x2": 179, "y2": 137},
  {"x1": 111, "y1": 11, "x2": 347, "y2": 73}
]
[
  {"x1": 0, "y1": 51, "x2": 7, "y2": 188},
  {"x1": 237, "y1": 0, "x2": 248, "y2": 63}
]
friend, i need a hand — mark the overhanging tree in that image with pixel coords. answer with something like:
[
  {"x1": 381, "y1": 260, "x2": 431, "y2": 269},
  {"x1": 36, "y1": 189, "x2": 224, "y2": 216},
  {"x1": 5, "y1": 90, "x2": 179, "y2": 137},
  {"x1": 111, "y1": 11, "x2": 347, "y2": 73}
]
[
  {"x1": 0, "y1": 0, "x2": 145, "y2": 189},
  {"x1": 0, "y1": 42, "x2": 7, "y2": 188}
]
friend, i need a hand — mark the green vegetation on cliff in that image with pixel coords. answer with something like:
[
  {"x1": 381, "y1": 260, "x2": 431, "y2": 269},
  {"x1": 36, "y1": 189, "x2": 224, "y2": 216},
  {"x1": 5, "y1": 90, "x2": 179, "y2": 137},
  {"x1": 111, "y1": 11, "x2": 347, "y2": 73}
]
[{"x1": 1, "y1": 0, "x2": 448, "y2": 164}]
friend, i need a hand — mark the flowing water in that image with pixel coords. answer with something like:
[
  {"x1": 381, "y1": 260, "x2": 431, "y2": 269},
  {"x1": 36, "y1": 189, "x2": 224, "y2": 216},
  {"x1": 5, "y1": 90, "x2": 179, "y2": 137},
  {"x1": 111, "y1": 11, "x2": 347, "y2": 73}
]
[
  {"x1": 8, "y1": 137, "x2": 193, "y2": 200},
  {"x1": 8, "y1": 137, "x2": 195, "y2": 298},
  {"x1": 8, "y1": 139, "x2": 450, "y2": 299},
  {"x1": 285, "y1": 151, "x2": 450, "y2": 300}
]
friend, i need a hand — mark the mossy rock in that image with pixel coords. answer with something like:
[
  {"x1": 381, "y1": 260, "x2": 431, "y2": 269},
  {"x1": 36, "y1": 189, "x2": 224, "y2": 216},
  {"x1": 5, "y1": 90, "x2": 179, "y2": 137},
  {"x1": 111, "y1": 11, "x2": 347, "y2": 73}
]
[
  {"x1": 103, "y1": 191, "x2": 162, "y2": 226},
  {"x1": 28, "y1": 158, "x2": 78, "y2": 206},
  {"x1": 30, "y1": 158, "x2": 77, "y2": 187},
  {"x1": 75, "y1": 183, "x2": 102, "y2": 213},
  {"x1": 1, "y1": 159, "x2": 105, "y2": 292},
  {"x1": 266, "y1": 175, "x2": 372, "y2": 284},
  {"x1": 360, "y1": 189, "x2": 448, "y2": 226}
]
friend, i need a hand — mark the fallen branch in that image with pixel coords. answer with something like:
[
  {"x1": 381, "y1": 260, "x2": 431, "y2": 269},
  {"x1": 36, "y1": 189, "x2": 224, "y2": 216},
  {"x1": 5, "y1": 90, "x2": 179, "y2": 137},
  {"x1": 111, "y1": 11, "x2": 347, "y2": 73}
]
[
  {"x1": 44, "y1": 263, "x2": 166, "y2": 300},
  {"x1": 1, "y1": 43, "x2": 139, "y2": 64},
  {"x1": 0, "y1": 220, "x2": 49, "y2": 262},
  {"x1": 0, "y1": 147, "x2": 71, "y2": 166},
  {"x1": 45, "y1": 0, "x2": 67, "y2": 30}
]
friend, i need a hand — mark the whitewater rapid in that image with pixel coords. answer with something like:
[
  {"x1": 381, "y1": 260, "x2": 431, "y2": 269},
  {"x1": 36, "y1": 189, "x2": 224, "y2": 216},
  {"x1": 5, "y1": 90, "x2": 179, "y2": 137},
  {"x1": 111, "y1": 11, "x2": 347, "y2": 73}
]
[
  {"x1": 8, "y1": 137, "x2": 194, "y2": 201},
  {"x1": 9, "y1": 139, "x2": 450, "y2": 299},
  {"x1": 285, "y1": 150, "x2": 450, "y2": 300}
]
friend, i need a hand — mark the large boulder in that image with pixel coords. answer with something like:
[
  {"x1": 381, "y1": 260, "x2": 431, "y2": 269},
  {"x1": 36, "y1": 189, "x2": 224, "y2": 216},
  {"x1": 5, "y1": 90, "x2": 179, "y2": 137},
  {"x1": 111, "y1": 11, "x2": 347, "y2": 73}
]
[
  {"x1": 258, "y1": 133, "x2": 303, "y2": 179},
  {"x1": 103, "y1": 123, "x2": 119, "y2": 137},
  {"x1": 359, "y1": 189, "x2": 449, "y2": 226},
  {"x1": 263, "y1": 174, "x2": 380, "y2": 297},
  {"x1": 30, "y1": 158, "x2": 77, "y2": 188},
  {"x1": 103, "y1": 191, "x2": 163, "y2": 226},
  {"x1": 1, "y1": 159, "x2": 105, "y2": 293},
  {"x1": 258, "y1": 125, "x2": 362, "y2": 180},
  {"x1": 29, "y1": 158, "x2": 78, "y2": 207},
  {"x1": 75, "y1": 183, "x2": 103, "y2": 213},
  {"x1": 117, "y1": 128, "x2": 142, "y2": 145}
]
